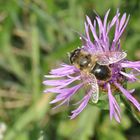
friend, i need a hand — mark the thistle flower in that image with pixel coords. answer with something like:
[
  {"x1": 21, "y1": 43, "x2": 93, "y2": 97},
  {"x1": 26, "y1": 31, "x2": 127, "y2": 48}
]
[{"x1": 43, "y1": 9, "x2": 140, "y2": 122}]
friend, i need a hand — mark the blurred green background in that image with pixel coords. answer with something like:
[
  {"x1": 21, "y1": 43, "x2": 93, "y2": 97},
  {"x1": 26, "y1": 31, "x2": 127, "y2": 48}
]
[{"x1": 0, "y1": 0, "x2": 140, "y2": 140}]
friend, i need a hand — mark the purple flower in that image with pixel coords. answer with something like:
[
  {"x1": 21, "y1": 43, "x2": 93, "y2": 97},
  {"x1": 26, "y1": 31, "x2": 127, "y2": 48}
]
[{"x1": 43, "y1": 9, "x2": 140, "y2": 123}]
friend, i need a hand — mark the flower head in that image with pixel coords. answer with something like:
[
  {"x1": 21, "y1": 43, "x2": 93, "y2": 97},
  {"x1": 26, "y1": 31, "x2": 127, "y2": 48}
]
[{"x1": 43, "y1": 9, "x2": 140, "y2": 122}]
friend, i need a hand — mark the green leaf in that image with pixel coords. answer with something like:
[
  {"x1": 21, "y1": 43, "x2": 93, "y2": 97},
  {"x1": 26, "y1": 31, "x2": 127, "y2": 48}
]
[{"x1": 58, "y1": 106, "x2": 100, "y2": 140}]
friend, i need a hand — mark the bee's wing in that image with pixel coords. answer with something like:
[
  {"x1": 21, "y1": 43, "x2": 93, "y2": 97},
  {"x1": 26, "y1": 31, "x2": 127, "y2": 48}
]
[
  {"x1": 89, "y1": 74, "x2": 99, "y2": 103},
  {"x1": 81, "y1": 72, "x2": 99, "y2": 103},
  {"x1": 108, "y1": 51, "x2": 127, "y2": 64},
  {"x1": 97, "y1": 51, "x2": 127, "y2": 65},
  {"x1": 96, "y1": 55, "x2": 110, "y2": 65}
]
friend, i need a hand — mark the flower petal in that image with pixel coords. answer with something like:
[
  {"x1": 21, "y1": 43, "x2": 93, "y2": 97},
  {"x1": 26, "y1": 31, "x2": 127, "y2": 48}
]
[
  {"x1": 107, "y1": 83, "x2": 121, "y2": 123},
  {"x1": 50, "y1": 64, "x2": 79, "y2": 75},
  {"x1": 86, "y1": 15, "x2": 99, "y2": 42},
  {"x1": 120, "y1": 71, "x2": 138, "y2": 82},
  {"x1": 70, "y1": 90, "x2": 92, "y2": 119},
  {"x1": 50, "y1": 83, "x2": 83, "y2": 104},
  {"x1": 121, "y1": 61, "x2": 140, "y2": 68},
  {"x1": 115, "y1": 82, "x2": 140, "y2": 111}
]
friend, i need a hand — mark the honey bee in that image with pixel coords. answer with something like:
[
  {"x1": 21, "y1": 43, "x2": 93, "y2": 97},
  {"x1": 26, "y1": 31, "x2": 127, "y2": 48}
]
[{"x1": 69, "y1": 48, "x2": 127, "y2": 103}]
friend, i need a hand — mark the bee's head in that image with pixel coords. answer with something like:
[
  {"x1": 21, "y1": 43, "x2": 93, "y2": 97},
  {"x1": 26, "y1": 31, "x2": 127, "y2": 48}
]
[
  {"x1": 69, "y1": 48, "x2": 81, "y2": 64},
  {"x1": 69, "y1": 48, "x2": 91, "y2": 69}
]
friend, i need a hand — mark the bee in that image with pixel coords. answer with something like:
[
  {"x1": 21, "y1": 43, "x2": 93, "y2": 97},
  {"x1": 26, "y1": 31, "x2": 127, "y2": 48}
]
[{"x1": 69, "y1": 48, "x2": 127, "y2": 103}]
